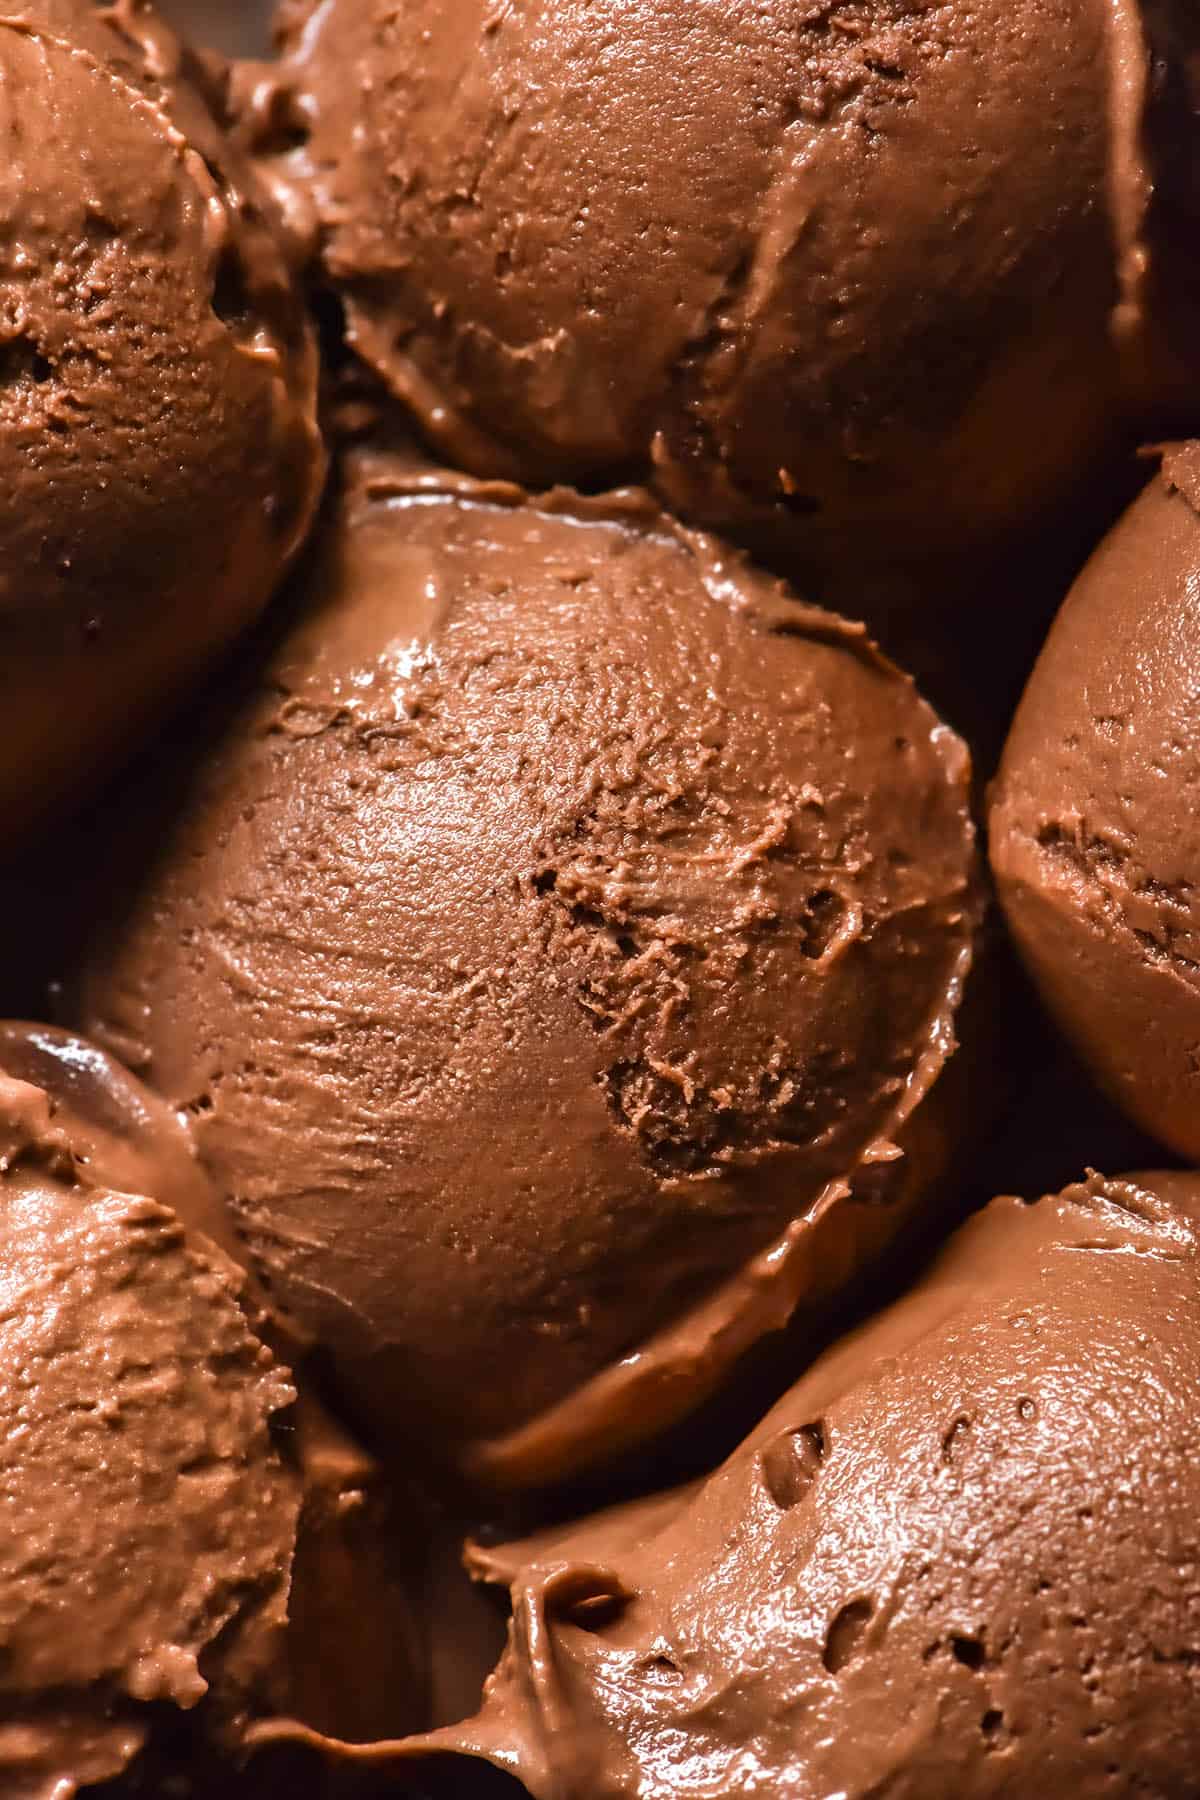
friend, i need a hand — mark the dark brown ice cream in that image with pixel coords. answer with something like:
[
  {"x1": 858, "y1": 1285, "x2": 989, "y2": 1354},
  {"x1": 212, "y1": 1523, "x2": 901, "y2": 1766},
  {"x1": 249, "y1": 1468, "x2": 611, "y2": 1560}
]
[
  {"x1": 990, "y1": 443, "x2": 1200, "y2": 1163},
  {"x1": 0, "y1": 1069, "x2": 299, "y2": 1797},
  {"x1": 70, "y1": 446, "x2": 979, "y2": 1488},
  {"x1": 0, "y1": 0, "x2": 323, "y2": 837},
  {"x1": 0, "y1": 1022, "x2": 429, "y2": 1759},
  {"x1": 155, "y1": 0, "x2": 272, "y2": 58},
  {"x1": 0, "y1": 1027, "x2": 429, "y2": 1796},
  {"x1": 402, "y1": 1171, "x2": 1200, "y2": 1799},
  {"x1": 266, "y1": 0, "x2": 1195, "y2": 580}
]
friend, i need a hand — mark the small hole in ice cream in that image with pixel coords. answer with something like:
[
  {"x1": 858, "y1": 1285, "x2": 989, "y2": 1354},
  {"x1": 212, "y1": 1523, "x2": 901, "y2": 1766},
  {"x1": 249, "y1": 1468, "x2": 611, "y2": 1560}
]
[
  {"x1": 0, "y1": 336, "x2": 52, "y2": 388},
  {"x1": 822, "y1": 1597, "x2": 874, "y2": 1674},
  {"x1": 565, "y1": 1592, "x2": 625, "y2": 1630},
  {"x1": 951, "y1": 1634, "x2": 986, "y2": 1671},
  {"x1": 548, "y1": 1569, "x2": 631, "y2": 1634},
  {"x1": 800, "y1": 890, "x2": 845, "y2": 959},
  {"x1": 640, "y1": 1648, "x2": 684, "y2": 1681},
  {"x1": 212, "y1": 248, "x2": 252, "y2": 329},
  {"x1": 760, "y1": 1419, "x2": 826, "y2": 1509},
  {"x1": 941, "y1": 1412, "x2": 972, "y2": 1464}
]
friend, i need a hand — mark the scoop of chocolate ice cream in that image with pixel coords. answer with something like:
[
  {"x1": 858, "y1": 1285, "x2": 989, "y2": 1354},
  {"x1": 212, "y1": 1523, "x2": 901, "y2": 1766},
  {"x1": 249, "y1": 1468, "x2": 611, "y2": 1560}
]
[
  {"x1": 267, "y1": 0, "x2": 1195, "y2": 581},
  {"x1": 0, "y1": 1070, "x2": 300, "y2": 1797},
  {"x1": 990, "y1": 443, "x2": 1200, "y2": 1162},
  {"x1": 0, "y1": 1022, "x2": 428, "y2": 1756},
  {"x1": 0, "y1": 0, "x2": 322, "y2": 838},
  {"x1": 69, "y1": 446, "x2": 979, "y2": 1487},
  {"x1": 403, "y1": 1170, "x2": 1200, "y2": 1799}
]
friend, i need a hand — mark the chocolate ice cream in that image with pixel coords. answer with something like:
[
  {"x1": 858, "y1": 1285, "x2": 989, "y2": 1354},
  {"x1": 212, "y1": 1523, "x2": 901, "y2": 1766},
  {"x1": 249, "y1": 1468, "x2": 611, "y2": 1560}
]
[
  {"x1": 0, "y1": 1022, "x2": 429, "y2": 1757},
  {"x1": 0, "y1": 1069, "x2": 299, "y2": 1796},
  {"x1": 68, "y1": 446, "x2": 979, "y2": 1489},
  {"x1": 155, "y1": 0, "x2": 271, "y2": 58},
  {"x1": 267, "y1": 0, "x2": 1195, "y2": 581},
  {"x1": 400, "y1": 1171, "x2": 1200, "y2": 1798},
  {"x1": 990, "y1": 443, "x2": 1200, "y2": 1162},
  {"x1": 0, "y1": 0, "x2": 322, "y2": 837}
]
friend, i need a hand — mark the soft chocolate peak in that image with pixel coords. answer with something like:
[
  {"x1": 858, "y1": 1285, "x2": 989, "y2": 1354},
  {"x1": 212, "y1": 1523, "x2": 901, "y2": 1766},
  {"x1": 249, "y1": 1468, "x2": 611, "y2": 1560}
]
[
  {"x1": 71, "y1": 448, "x2": 978, "y2": 1484},
  {"x1": 421, "y1": 1172, "x2": 1200, "y2": 1799},
  {"x1": 0, "y1": 1070, "x2": 299, "y2": 1798},
  {"x1": 0, "y1": 0, "x2": 323, "y2": 836},
  {"x1": 990, "y1": 444, "x2": 1200, "y2": 1161},
  {"x1": 0, "y1": 1022, "x2": 429, "y2": 1753},
  {"x1": 269, "y1": 0, "x2": 1191, "y2": 574}
]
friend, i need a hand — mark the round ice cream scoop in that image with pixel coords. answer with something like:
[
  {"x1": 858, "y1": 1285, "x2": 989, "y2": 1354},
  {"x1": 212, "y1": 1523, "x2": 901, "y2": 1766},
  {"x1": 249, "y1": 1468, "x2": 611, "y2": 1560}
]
[
  {"x1": 69, "y1": 446, "x2": 979, "y2": 1487},
  {"x1": 0, "y1": 0, "x2": 323, "y2": 838},
  {"x1": 395, "y1": 1170, "x2": 1200, "y2": 1799},
  {"x1": 265, "y1": 0, "x2": 1196, "y2": 581},
  {"x1": 0, "y1": 1071, "x2": 300, "y2": 1797},
  {"x1": 990, "y1": 443, "x2": 1200, "y2": 1162},
  {"x1": 0, "y1": 1022, "x2": 429, "y2": 1768}
]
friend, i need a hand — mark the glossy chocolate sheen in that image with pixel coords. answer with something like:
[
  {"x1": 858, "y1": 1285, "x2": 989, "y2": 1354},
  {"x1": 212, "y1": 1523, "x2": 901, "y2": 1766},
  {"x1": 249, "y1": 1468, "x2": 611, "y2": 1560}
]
[
  {"x1": 0, "y1": 0, "x2": 323, "y2": 837},
  {"x1": 71, "y1": 448, "x2": 979, "y2": 1487},
  {"x1": 0, "y1": 1068, "x2": 299, "y2": 1797},
  {"x1": 0, "y1": 1022, "x2": 429, "y2": 1760},
  {"x1": 267, "y1": 0, "x2": 1191, "y2": 577},
  {"x1": 401, "y1": 1172, "x2": 1200, "y2": 1798},
  {"x1": 990, "y1": 444, "x2": 1200, "y2": 1162}
]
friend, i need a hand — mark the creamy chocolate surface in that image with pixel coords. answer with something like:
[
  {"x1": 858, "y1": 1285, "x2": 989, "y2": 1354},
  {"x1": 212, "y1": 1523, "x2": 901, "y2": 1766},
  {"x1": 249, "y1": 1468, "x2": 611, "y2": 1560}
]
[
  {"x1": 268, "y1": 0, "x2": 1188, "y2": 576},
  {"x1": 155, "y1": 0, "x2": 270, "y2": 56},
  {"x1": 2, "y1": 0, "x2": 1199, "y2": 1795},
  {"x1": 0, "y1": 0, "x2": 322, "y2": 837},
  {"x1": 70, "y1": 448, "x2": 978, "y2": 1485},
  {"x1": 0, "y1": 1070, "x2": 299, "y2": 1797},
  {"x1": 990, "y1": 444, "x2": 1200, "y2": 1162},
  {"x1": 410, "y1": 1173, "x2": 1200, "y2": 1799},
  {"x1": 0, "y1": 1022, "x2": 429, "y2": 1757},
  {"x1": 0, "y1": 3, "x2": 1195, "y2": 1793}
]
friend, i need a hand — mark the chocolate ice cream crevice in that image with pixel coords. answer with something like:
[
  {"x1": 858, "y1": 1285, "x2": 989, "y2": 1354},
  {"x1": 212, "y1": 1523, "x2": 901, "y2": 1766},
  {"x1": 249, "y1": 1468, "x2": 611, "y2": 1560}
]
[
  {"x1": 1104, "y1": 0, "x2": 1200, "y2": 414},
  {"x1": 1106, "y1": 0, "x2": 1155, "y2": 377}
]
